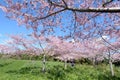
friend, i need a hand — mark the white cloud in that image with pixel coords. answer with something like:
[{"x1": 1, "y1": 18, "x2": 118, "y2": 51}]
[
  {"x1": 97, "y1": 35, "x2": 109, "y2": 41},
  {"x1": 102, "y1": 36, "x2": 109, "y2": 40}
]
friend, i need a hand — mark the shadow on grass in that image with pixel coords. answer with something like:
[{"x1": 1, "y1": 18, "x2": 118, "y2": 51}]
[
  {"x1": 6, "y1": 65, "x2": 69, "y2": 80},
  {"x1": 46, "y1": 65, "x2": 81, "y2": 80},
  {"x1": 0, "y1": 62, "x2": 13, "y2": 67},
  {"x1": 6, "y1": 66, "x2": 42, "y2": 75},
  {"x1": 46, "y1": 65, "x2": 67, "y2": 80},
  {"x1": 98, "y1": 74, "x2": 120, "y2": 80}
]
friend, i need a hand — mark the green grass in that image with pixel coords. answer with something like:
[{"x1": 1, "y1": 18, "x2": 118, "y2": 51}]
[{"x1": 0, "y1": 59, "x2": 120, "y2": 80}]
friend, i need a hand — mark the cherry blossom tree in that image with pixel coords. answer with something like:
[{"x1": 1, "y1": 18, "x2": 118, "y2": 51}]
[
  {"x1": 0, "y1": 0, "x2": 120, "y2": 52},
  {"x1": 80, "y1": 39, "x2": 104, "y2": 66},
  {"x1": 0, "y1": 44, "x2": 13, "y2": 54},
  {"x1": 98, "y1": 36, "x2": 120, "y2": 76},
  {"x1": 0, "y1": 0, "x2": 120, "y2": 76},
  {"x1": 29, "y1": 33, "x2": 48, "y2": 72},
  {"x1": 0, "y1": 0, "x2": 120, "y2": 40}
]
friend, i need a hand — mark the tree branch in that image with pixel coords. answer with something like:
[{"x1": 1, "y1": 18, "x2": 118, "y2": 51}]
[
  {"x1": 47, "y1": 1, "x2": 120, "y2": 13},
  {"x1": 67, "y1": 7, "x2": 120, "y2": 13},
  {"x1": 62, "y1": 0, "x2": 68, "y2": 7},
  {"x1": 98, "y1": 31, "x2": 120, "y2": 53},
  {"x1": 102, "y1": 0, "x2": 114, "y2": 7},
  {"x1": 34, "y1": 8, "x2": 66, "y2": 21}
]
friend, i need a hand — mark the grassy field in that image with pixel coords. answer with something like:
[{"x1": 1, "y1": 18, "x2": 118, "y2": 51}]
[{"x1": 0, "y1": 59, "x2": 120, "y2": 80}]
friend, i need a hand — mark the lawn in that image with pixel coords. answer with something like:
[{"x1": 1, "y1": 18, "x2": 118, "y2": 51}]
[{"x1": 0, "y1": 59, "x2": 120, "y2": 80}]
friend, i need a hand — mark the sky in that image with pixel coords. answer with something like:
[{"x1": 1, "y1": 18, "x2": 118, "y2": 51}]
[{"x1": 0, "y1": 10, "x2": 32, "y2": 44}]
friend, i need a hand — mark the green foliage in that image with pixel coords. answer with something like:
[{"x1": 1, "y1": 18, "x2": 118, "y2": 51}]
[
  {"x1": 0, "y1": 53, "x2": 3, "y2": 58},
  {"x1": 9, "y1": 54, "x2": 41, "y2": 60},
  {"x1": 0, "y1": 59, "x2": 120, "y2": 80},
  {"x1": 113, "y1": 61, "x2": 120, "y2": 67},
  {"x1": 2, "y1": 54, "x2": 54, "y2": 61},
  {"x1": 0, "y1": 53, "x2": 54, "y2": 60},
  {"x1": 77, "y1": 58, "x2": 93, "y2": 64}
]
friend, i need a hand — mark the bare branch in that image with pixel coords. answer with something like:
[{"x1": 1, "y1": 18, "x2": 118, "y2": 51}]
[
  {"x1": 62, "y1": 0, "x2": 68, "y2": 7},
  {"x1": 34, "y1": 8, "x2": 66, "y2": 21},
  {"x1": 47, "y1": 1, "x2": 120, "y2": 13},
  {"x1": 67, "y1": 7, "x2": 120, "y2": 13},
  {"x1": 73, "y1": 11, "x2": 77, "y2": 33},
  {"x1": 102, "y1": 0, "x2": 114, "y2": 7}
]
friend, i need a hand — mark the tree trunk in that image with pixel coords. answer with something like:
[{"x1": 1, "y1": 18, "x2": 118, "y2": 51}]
[
  {"x1": 109, "y1": 59, "x2": 114, "y2": 76},
  {"x1": 108, "y1": 51, "x2": 114, "y2": 76},
  {"x1": 92, "y1": 58, "x2": 94, "y2": 65},
  {"x1": 64, "y1": 60, "x2": 67, "y2": 69},
  {"x1": 42, "y1": 54, "x2": 46, "y2": 72},
  {"x1": 92, "y1": 57, "x2": 96, "y2": 67}
]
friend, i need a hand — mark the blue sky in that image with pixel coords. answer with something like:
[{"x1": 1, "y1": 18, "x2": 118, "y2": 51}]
[{"x1": 0, "y1": 10, "x2": 32, "y2": 44}]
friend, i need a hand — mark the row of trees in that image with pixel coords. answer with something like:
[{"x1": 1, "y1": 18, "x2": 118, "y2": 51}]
[
  {"x1": 0, "y1": 0, "x2": 120, "y2": 76},
  {"x1": 0, "y1": 34, "x2": 119, "y2": 61},
  {"x1": 0, "y1": 34, "x2": 120, "y2": 74}
]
